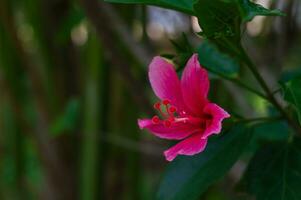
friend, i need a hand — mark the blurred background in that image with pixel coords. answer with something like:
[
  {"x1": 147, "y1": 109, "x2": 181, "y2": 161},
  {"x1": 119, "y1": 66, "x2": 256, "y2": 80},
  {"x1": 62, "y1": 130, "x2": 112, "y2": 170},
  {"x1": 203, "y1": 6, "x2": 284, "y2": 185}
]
[{"x1": 0, "y1": 0, "x2": 301, "y2": 199}]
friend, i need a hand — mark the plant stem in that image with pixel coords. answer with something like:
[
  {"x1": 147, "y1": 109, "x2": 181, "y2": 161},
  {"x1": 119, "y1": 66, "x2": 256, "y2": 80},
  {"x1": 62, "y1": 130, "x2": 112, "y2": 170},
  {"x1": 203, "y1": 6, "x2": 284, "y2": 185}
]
[
  {"x1": 81, "y1": 33, "x2": 102, "y2": 200},
  {"x1": 240, "y1": 50, "x2": 301, "y2": 136},
  {"x1": 234, "y1": 116, "x2": 283, "y2": 124},
  {"x1": 204, "y1": 67, "x2": 268, "y2": 100}
]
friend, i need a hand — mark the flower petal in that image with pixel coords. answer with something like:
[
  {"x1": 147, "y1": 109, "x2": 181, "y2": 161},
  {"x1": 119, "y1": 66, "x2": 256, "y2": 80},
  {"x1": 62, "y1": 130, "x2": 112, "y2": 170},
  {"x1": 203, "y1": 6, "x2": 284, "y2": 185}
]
[
  {"x1": 164, "y1": 133, "x2": 208, "y2": 161},
  {"x1": 149, "y1": 57, "x2": 186, "y2": 111},
  {"x1": 138, "y1": 119, "x2": 200, "y2": 140},
  {"x1": 202, "y1": 103, "x2": 230, "y2": 139},
  {"x1": 181, "y1": 54, "x2": 209, "y2": 116}
]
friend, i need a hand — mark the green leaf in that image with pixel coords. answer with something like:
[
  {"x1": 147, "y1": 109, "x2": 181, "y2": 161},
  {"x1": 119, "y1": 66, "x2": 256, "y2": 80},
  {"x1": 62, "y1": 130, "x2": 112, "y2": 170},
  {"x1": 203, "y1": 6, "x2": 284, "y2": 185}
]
[
  {"x1": 103, "y1": 0, "x2": 195, "y2": 15},
  {"x1": 197, "y1": 40, "x2": 239, "y2": 77},
  {"x1": 193, "y1": 0, "x2": 240, "y2": 38},
  {"x1": 246, "y1": 121, "x2": 289, "y2": 153},
  {"x1": 253, "y1": 121, "x2": 289, "y2": 142},
  {"x1": 50, "y1": 99, "x2": 81, "y2": 136},
  {"x1": 193, "y1": 0, "x2": 242, "y2": 56},
  {"x1": 283, "y1": 76, "x2": 301, "y2": 125},
  {"x1": 238, "y1": 0, "x2": 285, "y2": 22},
  {"x1": 157, "y1": 124, "x2": 252, "y2": 200},
  {"x1": 239, "y1": 138, "x2": 301, "y2": 200},
  {"x1": 280, "y1": 68, "x2": 301, "y2": 83},
  {"x1": 193, "y1": 0, "x2": 284, "y2": 57}
]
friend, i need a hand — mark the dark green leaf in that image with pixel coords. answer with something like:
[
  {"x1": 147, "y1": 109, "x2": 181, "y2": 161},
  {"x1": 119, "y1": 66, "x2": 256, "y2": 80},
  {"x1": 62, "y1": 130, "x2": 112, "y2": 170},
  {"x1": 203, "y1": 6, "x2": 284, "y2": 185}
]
[
  {"x1": 104, "y1": 0, "x2": 195, "y2": 15},
  {"x1": 193, "y1": 0, "x2": 240, "y2": 39},
  {"x1": 197, "y1": 40, "x2": 239, "y2": 77},
  {"x1": 246, "y1": 121, "x2": 289, "y2": 153},
  {"x1": 238, "y1": 0, "x2": 285, "y2": 22},
  {"x1": 240, "y1": 138, "x2": 301, "y2": 200},
  {"x1": 283, "y1": 76, "x2": 301, "y2": 125},
  {"x1": 280, "y1": 68, "x2": 301, "y2": 83},
  {"x1": 157, "y1": 124, "x2": 251, "y2": 200},
  {"x1": 193, "y1": 0, "x2": 284, "y2": 57},
  {"x1": 193, "y1": 0, "x2": 242, "y2": 56},
  {"x1": 253, "y1": 121, "x2": 289, "y2": 142}
]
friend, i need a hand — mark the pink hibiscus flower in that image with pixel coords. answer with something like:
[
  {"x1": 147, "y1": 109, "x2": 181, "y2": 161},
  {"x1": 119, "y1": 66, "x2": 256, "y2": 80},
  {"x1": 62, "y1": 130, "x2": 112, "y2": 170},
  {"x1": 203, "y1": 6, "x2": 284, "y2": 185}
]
[{"x1": 138, "y1": 54, "x2": 230, "y2": 161}]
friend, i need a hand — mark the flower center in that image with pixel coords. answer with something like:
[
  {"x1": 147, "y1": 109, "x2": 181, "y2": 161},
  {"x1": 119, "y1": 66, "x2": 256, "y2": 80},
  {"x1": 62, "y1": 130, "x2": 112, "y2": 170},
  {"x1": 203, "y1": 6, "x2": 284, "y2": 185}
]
[
  {"x1": 151, "y1": 99, "x2": 177, "y2": 127},
  {"x1": 151, "y1": 99, "x2": 202, "y2": 127}
]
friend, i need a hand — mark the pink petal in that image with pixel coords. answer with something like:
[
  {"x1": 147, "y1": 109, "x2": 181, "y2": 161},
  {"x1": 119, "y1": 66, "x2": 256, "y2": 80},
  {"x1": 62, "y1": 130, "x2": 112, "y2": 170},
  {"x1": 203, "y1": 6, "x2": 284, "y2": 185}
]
[
  {"x1": 138, "y1": 119, "x2": 200, "y2": 140},
  {"x1": 149, "y1": 57, "x2": 186, "y2": 111},
  {"x1": 202, "y1": 103, "x2": 230, "y2": 139},
  {"x1": 181, "y1": 54, "x2": 209, "y2": 116},
  {"x1": 164, "y1": 133, "x2": 208, "y2": 161}
]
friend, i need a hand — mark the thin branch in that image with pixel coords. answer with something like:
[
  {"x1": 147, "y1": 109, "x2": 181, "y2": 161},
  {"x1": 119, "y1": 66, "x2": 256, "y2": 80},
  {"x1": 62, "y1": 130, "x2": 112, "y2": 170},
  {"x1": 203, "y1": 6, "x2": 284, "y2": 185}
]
[
  {"x1": 100, "y1": 4, "x2": 153, "y2": 66},
  {"x1": 240, "y1": 50, "x2": 301, "y2": 136},
  {"x1": 234, "y1": 116, "x2": 283, "y2": 124},
  {"x1": 100, "y1": 132, "x2": 164, "y2": 157},
  {"x1": 204, "y1": 66, "x2": 268, "y2": 100},
  {"x1": 0, "y1": 3, "x2": 50, "y2": 121}
]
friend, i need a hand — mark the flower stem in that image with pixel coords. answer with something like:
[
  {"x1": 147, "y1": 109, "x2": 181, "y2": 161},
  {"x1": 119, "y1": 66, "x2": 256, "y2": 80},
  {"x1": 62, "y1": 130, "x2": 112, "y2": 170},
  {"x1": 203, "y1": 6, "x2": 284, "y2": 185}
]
[
  {"x1": 240, "y1": 49, "x2": 301, "y2": 136},
  {"x1": 204, "y1": 67, "x2": 268, "y2": 100}
]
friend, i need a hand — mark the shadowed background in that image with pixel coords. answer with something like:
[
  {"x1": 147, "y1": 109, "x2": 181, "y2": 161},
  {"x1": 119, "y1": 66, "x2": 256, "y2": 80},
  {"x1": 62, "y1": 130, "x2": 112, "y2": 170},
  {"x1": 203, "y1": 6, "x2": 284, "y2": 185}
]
[{"x1": 0, "y1": 0, "x2": 300, "y2": 199}]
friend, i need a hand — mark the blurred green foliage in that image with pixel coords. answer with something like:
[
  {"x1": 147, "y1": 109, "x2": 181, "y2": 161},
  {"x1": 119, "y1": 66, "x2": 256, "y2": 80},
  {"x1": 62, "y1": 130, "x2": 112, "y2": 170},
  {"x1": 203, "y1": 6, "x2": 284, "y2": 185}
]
[{"x1": 0, "y1": 0, "x2": 301, "y2": 199}]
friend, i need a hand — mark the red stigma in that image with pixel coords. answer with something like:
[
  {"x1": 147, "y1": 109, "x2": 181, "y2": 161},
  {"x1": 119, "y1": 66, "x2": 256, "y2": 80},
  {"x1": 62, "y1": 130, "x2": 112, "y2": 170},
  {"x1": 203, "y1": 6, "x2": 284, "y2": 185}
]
[
  {"x1": 154, "y1": 102, "x2": 161, "y2": 109},
  {"x1": 162, "y1": 99, "x2": 170, "y2": 105},
  {"x1": 169, "y1": 106, "x2": 177, "y2": 113},
  {"x1": 152, "y1": 115, "x2": 160, "y2": 124}
]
